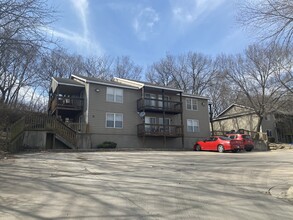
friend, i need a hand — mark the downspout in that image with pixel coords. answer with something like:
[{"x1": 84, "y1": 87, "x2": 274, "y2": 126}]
[
  {"x1": 162, "y1": 89, "x2": 166, "y2": 148},
  {"x1": 142, "y1": 87, "x2": 145, "y2": 148},
  {"x1": 180, "y1": 92, "x2": 184, "y2": 148}
]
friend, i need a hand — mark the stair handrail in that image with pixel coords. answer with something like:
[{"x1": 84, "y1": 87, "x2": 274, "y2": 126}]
[{"x1": 23, "y1": 115, "x2": 77, "y2": 147}]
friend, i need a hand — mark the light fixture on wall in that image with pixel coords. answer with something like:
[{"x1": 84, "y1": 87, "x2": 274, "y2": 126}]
[
  {"x1": 202, "y1": 101, "x2": 206, "y2": 106},
  {"x1": 95, "y1": 88, "x2": 100, "y2": 93}
]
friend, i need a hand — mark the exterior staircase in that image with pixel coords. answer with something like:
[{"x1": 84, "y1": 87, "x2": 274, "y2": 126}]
[{"x1": 8, "y1": 115, "x2": 77, "y2": 152}]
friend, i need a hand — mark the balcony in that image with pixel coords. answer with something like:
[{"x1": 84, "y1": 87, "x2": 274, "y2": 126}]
[
  {"x1": 137, "y1": 123, "x2": 183, "y2": 137},
  {"x1": 137, "y1": 98, "x2": 182, "y2": 114},
  {"x1": 50, "y1": 96, "x2": 84, "y2": 113}
]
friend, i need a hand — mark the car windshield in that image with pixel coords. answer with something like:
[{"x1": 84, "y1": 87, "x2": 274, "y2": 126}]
[{"x1": 219, "y1": 136, "x2": 231, "y2": 140}]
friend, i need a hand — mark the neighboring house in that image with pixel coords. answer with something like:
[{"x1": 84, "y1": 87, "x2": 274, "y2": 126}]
[
  {"x1": 212, "y1": 104, "x2": 293, "y2": 143},
  {"x1": 47, "y1": 74, "x2": 210, "y2": 149}
]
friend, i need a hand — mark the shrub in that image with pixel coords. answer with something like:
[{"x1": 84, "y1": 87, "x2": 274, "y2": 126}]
[{"x1": 97, "y1": 141, "x2": 117, "y2": 149}]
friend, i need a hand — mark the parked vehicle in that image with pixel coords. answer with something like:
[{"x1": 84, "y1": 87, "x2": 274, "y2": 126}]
[
  {"x1": 225, "y1": 134, "x2": 254, "y2": 151},
  {"x1": 194, "y1": 136, "x2": 244, "y2": 153}
]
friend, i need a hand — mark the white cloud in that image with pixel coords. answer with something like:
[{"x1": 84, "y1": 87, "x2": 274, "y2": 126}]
[
  {"x1": 133, "y1": 7, "x2": 160, "y2": 41},
  {"x1": 70, "y1": 0, "x2": 89, "y2": 37},
  {"x1": 44, "y1": 27, "x2": 103, "y2": 56},
  {"x1": 46, "y1": 0, "x2": 103, "y2": 56},
  {"x1": 171, "y1": 0, "x2": 226, "y2": 24}
]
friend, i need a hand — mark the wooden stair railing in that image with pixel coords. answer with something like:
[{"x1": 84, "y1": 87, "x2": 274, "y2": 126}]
[{"x1": 10, "y1": 115, "x2": 77, "y2": 148}]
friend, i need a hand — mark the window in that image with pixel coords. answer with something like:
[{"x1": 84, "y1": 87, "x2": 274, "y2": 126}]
[
  {"x1": 187, "y1": 119, "x2": 199, "y2": 132},
  {"x1": 145, "y1": 93, "x2": 156, "y2": 107},
  {"x1": 106, "y1": 87, "x2": 123, "y2": 103},
  {"x1": 159, "y1": 118, "x2": 171, "y2": 132},
  {"x1": 145, "y1": 117, "x2": 156, "y2": 132},
  {"x1": 106, "y1": 113, "x2": 123, "y2": 128},
  {"x1": 186, "y1": 98, "x2": 198, "y2": 111}
]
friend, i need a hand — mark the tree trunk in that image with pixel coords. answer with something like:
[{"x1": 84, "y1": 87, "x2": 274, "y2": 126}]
[{"x1": 255, "y1": 116, "x2": 263, "y2": 140}]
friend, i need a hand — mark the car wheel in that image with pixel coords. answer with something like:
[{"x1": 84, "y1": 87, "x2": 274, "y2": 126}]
[
  {"x1": 195, "y1": 144, "x2": 201, "y2": 151},
  {"x1": 246, "y1": 149, "x2": 252, "y2": 152},
  {"x1": 232, "y1": 149, "x2": 237, "y2": 153},
  {"x1": 218, "y1": 145, "x2": 225, "y2": 153}
]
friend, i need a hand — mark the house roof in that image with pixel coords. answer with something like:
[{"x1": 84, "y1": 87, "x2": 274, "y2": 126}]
[
  {"x1": 113, "y1": 77, "x2": 184, "y2": 92},
  {"x1": 52, "y1": 77, "x2": 85, "y2": 87},
  {"x1": 69, "y1": 74, "x2": 209, "y2": 100},
  {"x1": 71, "y1": 74, "x2": 138, "y2": 90},
  {"x1": 213, "y1": 104, "x2": 255, "y2": 121},
  {"x1": 114, "y1": 77, "x2": 209, "y2": 100}
]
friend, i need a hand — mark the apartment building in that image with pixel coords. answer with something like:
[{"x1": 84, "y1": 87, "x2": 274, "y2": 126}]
[{"x1": 48, "y1": 74, "x2": 210, "y2": 149}]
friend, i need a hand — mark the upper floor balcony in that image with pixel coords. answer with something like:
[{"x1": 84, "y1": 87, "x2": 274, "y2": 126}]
[
  {"x1": 49, "y1": 96, "x2": 84, "y2": 114},
  {"x1": 137, "y1": 98, "x2": 182, "y2": 114}
]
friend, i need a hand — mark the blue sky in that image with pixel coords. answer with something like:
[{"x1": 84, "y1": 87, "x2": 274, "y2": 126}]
[{"x1": 48, "y1": 0, "x2": 253, "y2": 67}]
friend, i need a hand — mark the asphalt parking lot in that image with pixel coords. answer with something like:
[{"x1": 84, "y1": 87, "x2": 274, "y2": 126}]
[{"x1": 1, "y1": 150, "x2": 293, "y2": 220}]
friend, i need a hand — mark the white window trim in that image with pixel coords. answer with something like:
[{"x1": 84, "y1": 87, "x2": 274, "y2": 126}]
[
  {"x1": 186, "y1": 98, "x2": 198, "y2": 111},
  {"x1": 106, "y1": 87, "x2": 124, "y2": 103},
  {"x1": 105, "y1": 113, "x2": 123, "y2": 129},
  {"x1": 187, "y1": 119, "x2": 200, "y2": 133}
]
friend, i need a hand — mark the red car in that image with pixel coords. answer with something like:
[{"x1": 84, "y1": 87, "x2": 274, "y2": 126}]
[
  {"x1": 225, "y1": 134, "x2": 254, "y2": 152},
  {"x1": 194, "y1": 136, "x2": 244, "y2": 153}
]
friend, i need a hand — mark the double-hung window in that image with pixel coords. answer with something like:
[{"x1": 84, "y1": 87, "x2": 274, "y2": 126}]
[
  {"x1": 186, "y1": 98, "x2": 198, "y2": 111},
  {"x1": 106, "y1": 113, "x2": 123, "y2": 128},
  {"x1": 187, "y1": 119, "x2": 199, "y2": 132},
  {"x1": 106, "y1": 87, "x2": 123, "y2": 103}
]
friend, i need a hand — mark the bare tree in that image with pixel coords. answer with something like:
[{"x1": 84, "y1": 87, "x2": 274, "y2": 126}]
[
  {"x1": 0, "y1": 0, "x2": 56, "y2": 50},
  {"x1": 111, "y1": 56, "x2": 142, "y2": 80},
  {"x1": 37, "y1": 48, "x2": 86, "y2": 93},
  {"x1": 83, "y1": 55, "x2": 113, "y2": 79},
  {"x1": 0, "y1": 0, "x2": 56, "y2": 110},
  {"x1": 146, "y1": 52, "x2": 217, "y2": 95},
  {"x1": 145, "y1": 54, "x2": 176, "y2": 87},
  {"x1": 177, "y1": 52, "x2": 217, "y2": 95},
  {"x1": 0, "y1": 43, "x2": 40, "y2": 107},
  {"x1": 238, "y1": 0, "x2": 293, "y2": 47},
  {"x1": 272, "y1": 45, "x2": 293, "y2": 93},
  {"x1": 223, "y1": 43, "x2": 290, "y2": 133}
]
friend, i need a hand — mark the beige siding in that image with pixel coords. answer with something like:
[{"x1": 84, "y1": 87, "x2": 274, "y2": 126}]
[
  {"x1": 83, "y1": 83, "x2": 210, "y2": 149},
  {"x1": 87, "y1": 83, "x2": 140, "y2": 136},
  {"x1": 213, "y1": 114, "x2": 259, "y2": 132},
  {"x1": 182, "y1": 98, "x2": 210, "y2": 140}
]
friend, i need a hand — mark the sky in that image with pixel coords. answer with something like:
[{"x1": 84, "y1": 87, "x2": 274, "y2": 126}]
[{"x1": 47, "y1": 0, "x2": 253, "y2": 67}]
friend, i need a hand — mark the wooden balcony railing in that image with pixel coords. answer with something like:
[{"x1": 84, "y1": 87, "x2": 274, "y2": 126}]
[
  {"x1": 137, "y1": 98, "x2": 182, "y2": 113},
  {"x1": 137, "y1": 123, "x2": 183, "y2": 137},
  {"x1": 50, "y1": 96, "x2": 84, "y2": 112}
]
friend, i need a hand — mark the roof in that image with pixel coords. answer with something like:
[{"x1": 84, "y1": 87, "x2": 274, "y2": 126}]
[
  {"x1": 69, "y1": 74, "x2": 209, "y2": 100},
  {"x1": 71, "y1": 74, "x2": 138, "y2": 90},
  {"x1": 53, "y1": 77, "x2": 85, "y2": 87},
  {"x1": 113, "y1": 77, "x2": 184, "y2": 92},
  {"x1": 114, "y1": 77, "x2": 209, "y2": 100},
  {"x1": 213, "y1": 104, "x2": 255, "y2": 121}
]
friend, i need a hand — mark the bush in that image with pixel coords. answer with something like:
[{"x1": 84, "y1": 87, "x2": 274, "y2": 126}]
[{"x1": 97, "y1": 141, "x2": 117, "y2": 149}]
